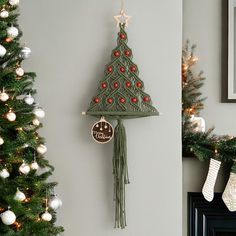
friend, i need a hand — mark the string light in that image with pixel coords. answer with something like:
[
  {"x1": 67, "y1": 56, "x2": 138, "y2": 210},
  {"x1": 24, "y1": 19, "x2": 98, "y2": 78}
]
[
  {"x1": 23, "y1": 197, "x2": 31, "y2": 203},
  {"x1": 13, "y1": 221, "x2": 22, "y2": 230},
  {"x1": 0, "y1": 207, "x2": 5, "y2": 213}
]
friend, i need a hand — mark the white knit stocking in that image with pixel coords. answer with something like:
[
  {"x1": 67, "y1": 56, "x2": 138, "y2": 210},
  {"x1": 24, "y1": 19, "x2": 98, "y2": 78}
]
[
  {"x1": 202, "y1": 158, "x2": 221, "y2": 202},
  {"x1": 222, "y1": 172, "x2": 236, "y2": 212}
]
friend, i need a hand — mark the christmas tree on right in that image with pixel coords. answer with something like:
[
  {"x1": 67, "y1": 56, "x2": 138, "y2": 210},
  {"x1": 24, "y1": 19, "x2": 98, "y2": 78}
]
[{"x1": 182, "y1": 41, "x2": 236, "y2": 212}]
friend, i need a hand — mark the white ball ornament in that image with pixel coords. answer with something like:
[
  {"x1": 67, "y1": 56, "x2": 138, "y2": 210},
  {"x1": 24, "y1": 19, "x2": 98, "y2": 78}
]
[
  {"x1": 6, "y1": 111, "x2": 16, "y2": 122},
  {"x1": 0, "y1": 169, "x2": 10, "y2": 179},
  {"x1": 37, "y1": 144, "x2": 47, "y2": 155},
  {"x1": 14, "y1": 188, "x2": 26, "y2": 202},
  {"x1": 0, "y1": 10, "x2": 9, "y2": 18},
  {"x1": 34, "y1": 108, "x2": 45, "y2": 119},
  {"x1": 7, "y1": 26, "x2": 19, "y2": 38},
  {"x1": 24, "y1": 94, "x2": 34, "y2": 105},
  {"x1": 19, "y1": 162, "x2": 30, "y2": 175},
  {"x1": 0, "y1": 137, "x2": 4, "y2": 145},
  {"x1": 20, "y1": 47, "x2": 31, "y2": 59},
  {"x1": 30, "y1": 161, "x2": 39, "y2": 170},
  {"x1": 41, "y1": 211, "x2": 52, "y2": 222},
  {"x1": 49, "y1": 195, "x2": 62, "y2": 211},
  {"x1": 9, "y1": 0, "x2": 20, "y2": 6},
  {"x1": 1, "y1": 209, "x2": 16, "y2": 225},
  {"x1": 32, "y1": 118, "x2": 40, "y2": 126},
  {"x1": 0, "y1": 92, "x2": 9, "y2": 102},
  {"x1": 190, "y1": 115, "x2": 206, "y2": 133},
  {"x1": 15, "y1": 67, "x2": 24, "y2": 77},
  {"x1": 0, "y1": 45, "x2": 7, "y2": 58}
]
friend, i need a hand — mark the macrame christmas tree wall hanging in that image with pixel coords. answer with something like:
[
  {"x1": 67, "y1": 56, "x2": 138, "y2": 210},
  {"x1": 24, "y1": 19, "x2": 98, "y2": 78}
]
[{"x1": 83, "y1": 5, "x2": 159, "y2": 229}]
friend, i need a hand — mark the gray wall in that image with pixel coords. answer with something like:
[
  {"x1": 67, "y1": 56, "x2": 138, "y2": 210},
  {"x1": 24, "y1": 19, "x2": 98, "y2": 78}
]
[
  {"x1": 183, "y1": 0, "x2": 236, "y2": 235},
  {"x1": 19, "y1": 0, "x2": 182, "y2": 235}
]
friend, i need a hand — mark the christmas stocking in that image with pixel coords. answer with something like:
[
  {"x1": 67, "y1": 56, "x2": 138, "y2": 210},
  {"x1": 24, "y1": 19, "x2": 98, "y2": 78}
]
[
  {"x1": 202, "y1": 158, "x2": 221, "y2": 202},
  {"x1": 222, "y1": 164, "x2": 236, "y2": 211}
]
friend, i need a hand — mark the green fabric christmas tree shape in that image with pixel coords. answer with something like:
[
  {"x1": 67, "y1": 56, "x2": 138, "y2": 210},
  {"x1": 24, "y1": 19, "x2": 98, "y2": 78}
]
[
  {"x1": 87, "y1": 24, "x2": 158, "y2": 118},
  {"x1": 86, "y1": 23, "x2": 159, "y2": 229}
]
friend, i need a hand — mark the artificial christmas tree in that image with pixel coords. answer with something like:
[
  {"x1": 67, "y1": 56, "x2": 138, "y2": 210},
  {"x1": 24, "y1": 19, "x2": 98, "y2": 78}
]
[
  {"x1": 182, "y1": 41, "x2": 236, "y2": 210},
  {"x1": 85, "y1": 11, "x2": 158, "y2": 229},
  {"x1": 0, "y1": 1, "x2": 63, "y2": 235}
]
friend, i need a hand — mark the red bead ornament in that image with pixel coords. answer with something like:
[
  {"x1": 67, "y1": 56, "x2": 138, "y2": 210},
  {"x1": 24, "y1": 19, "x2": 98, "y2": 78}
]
[
  {"x1": 114, "y1": 51, "x2": 120, "y2": 57},
  {"x1": 130, "y1": 66, "x2": 137, "y2": 72},
  {"x1": 143, "y1": 96, "x2": 150, "y2": 102},
  {"x1": 107, "y1": 98, "x2": 113, "y2": 104},
  {"x1": 131, "y1": 97, "x2": 138, "y2": 103},
  {"x1": 107, "y1": 66, "x2": 113, "y2": 73},
  {"x1": 125, "y1": 50, "x2": 131, "y2": 57},
  {"x1": 119, "y1": 33, "x2": 126, "y2": 40},
  {"x1": 114, "y1": 82, "x2": 119, "y2": 88},
  {"x1": 136, "y1": 82, "x2": 142, "y2": 88},
  {"x1": 101, "y1": 82, "x2": 107, "y2": 89},
  {"x1": 120, "y1": 67, "x2": 125, "y2": 73},
  {"x1": 94, "y1": 97, "x2": 100, "y2": 103},
  {"x1": 120, "y1": 98, "x2": 126, "y2": 103},
  {"x1": 126, "y1": 82, "x2": 131, "y2": 88}
]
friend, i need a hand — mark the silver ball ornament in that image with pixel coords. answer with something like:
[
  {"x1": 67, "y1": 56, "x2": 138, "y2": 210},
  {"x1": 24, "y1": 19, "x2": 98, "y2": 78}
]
[
  {"x1": 37, "y1": 144, "x2": 47, "y2": 155},
  {"x1": 15, "y1": 67, "x2": 24, "y2": 77},
  {"x1": 41, "y1": 211, "x2": 52, "y2": 222},
  {"x1": 34, "y1": 108, "x2": 45, "y2": 119},
  {"x1": 1, "y1": 209, "x2": 16, "y2": 225},
  {"x1": 0, "y1": 10, "x2": 9, "y2": 19},
  {"x1": 7, "y1": 26, "x2": 19, "y2": 38},
  {"x1": 20, "y1": 47, "x2": 31, "y2": 59},
  {"x1": 14, "y1": 188, "x2": 26, "y2": 202},
  {"x1": 24, "y1": 94, "x2": 34, "y2": 105},
  {"x1": 49, "y1": 196, "x2": 62, "y2": 211},
  {"x1": 19, "y1": 162, "x2": 30, "y2": 175},
  {"x1": 0, "y1": 45, "x2": 7, "y2": 58},
  {"x1": 0, "y1": 169, "x2": 10, "y2": 179},
  {"x1": 0, "y1": 92, "x2": 9, "y2": 102},
  {"x1": 30, "y1": 161, "x2": 39, "y2": 170},
  {"x1": 6, "y1": 111, "x2": 16, "y2": 122}
]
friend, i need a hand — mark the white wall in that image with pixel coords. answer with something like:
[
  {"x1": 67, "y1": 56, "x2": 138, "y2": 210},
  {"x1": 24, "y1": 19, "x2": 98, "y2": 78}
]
[
  {"x1": 19, "y1": 1, "x2": 182, "y2": 235},
  {"x1": 183, "y1": 0, "x2": 236, "y2": 235}
]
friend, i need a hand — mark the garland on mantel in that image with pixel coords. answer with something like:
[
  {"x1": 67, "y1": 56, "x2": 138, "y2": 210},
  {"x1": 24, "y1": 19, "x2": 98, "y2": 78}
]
[{"x1": 182, "y1": 41, "x2": 236, "y2": 210}]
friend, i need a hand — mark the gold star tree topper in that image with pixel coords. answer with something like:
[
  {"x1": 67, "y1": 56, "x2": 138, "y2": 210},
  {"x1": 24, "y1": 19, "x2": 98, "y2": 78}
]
[{"x1": 114, "y1": 10, "x2": 131, "y2": 27}]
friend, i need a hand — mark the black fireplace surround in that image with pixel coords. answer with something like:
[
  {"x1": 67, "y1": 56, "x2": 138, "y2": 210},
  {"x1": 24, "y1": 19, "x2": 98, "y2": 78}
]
[{"x1": 188, "y1": 193, "x2": 236, "y2": 236}]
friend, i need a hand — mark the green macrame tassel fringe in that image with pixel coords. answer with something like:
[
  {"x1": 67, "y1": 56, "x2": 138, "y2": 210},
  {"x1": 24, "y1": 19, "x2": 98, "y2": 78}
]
[{"x1": 113, "y1": 119, "x2": 130, "y2": 229}]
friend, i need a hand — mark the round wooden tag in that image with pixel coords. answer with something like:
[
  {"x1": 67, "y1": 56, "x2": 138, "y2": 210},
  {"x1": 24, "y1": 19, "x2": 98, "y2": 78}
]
[{"x1": 91, "y1": 117, "x2": 114, "y2": 144}]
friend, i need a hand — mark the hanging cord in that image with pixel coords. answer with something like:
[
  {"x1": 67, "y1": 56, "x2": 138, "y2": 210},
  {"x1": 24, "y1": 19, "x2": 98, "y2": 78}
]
[
  {"x1": 121, "y1": 0, "x2": 124, "y2": 13},
  {"x1": 113, "y1": 119, "x2": 129, "y2": 229}
]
